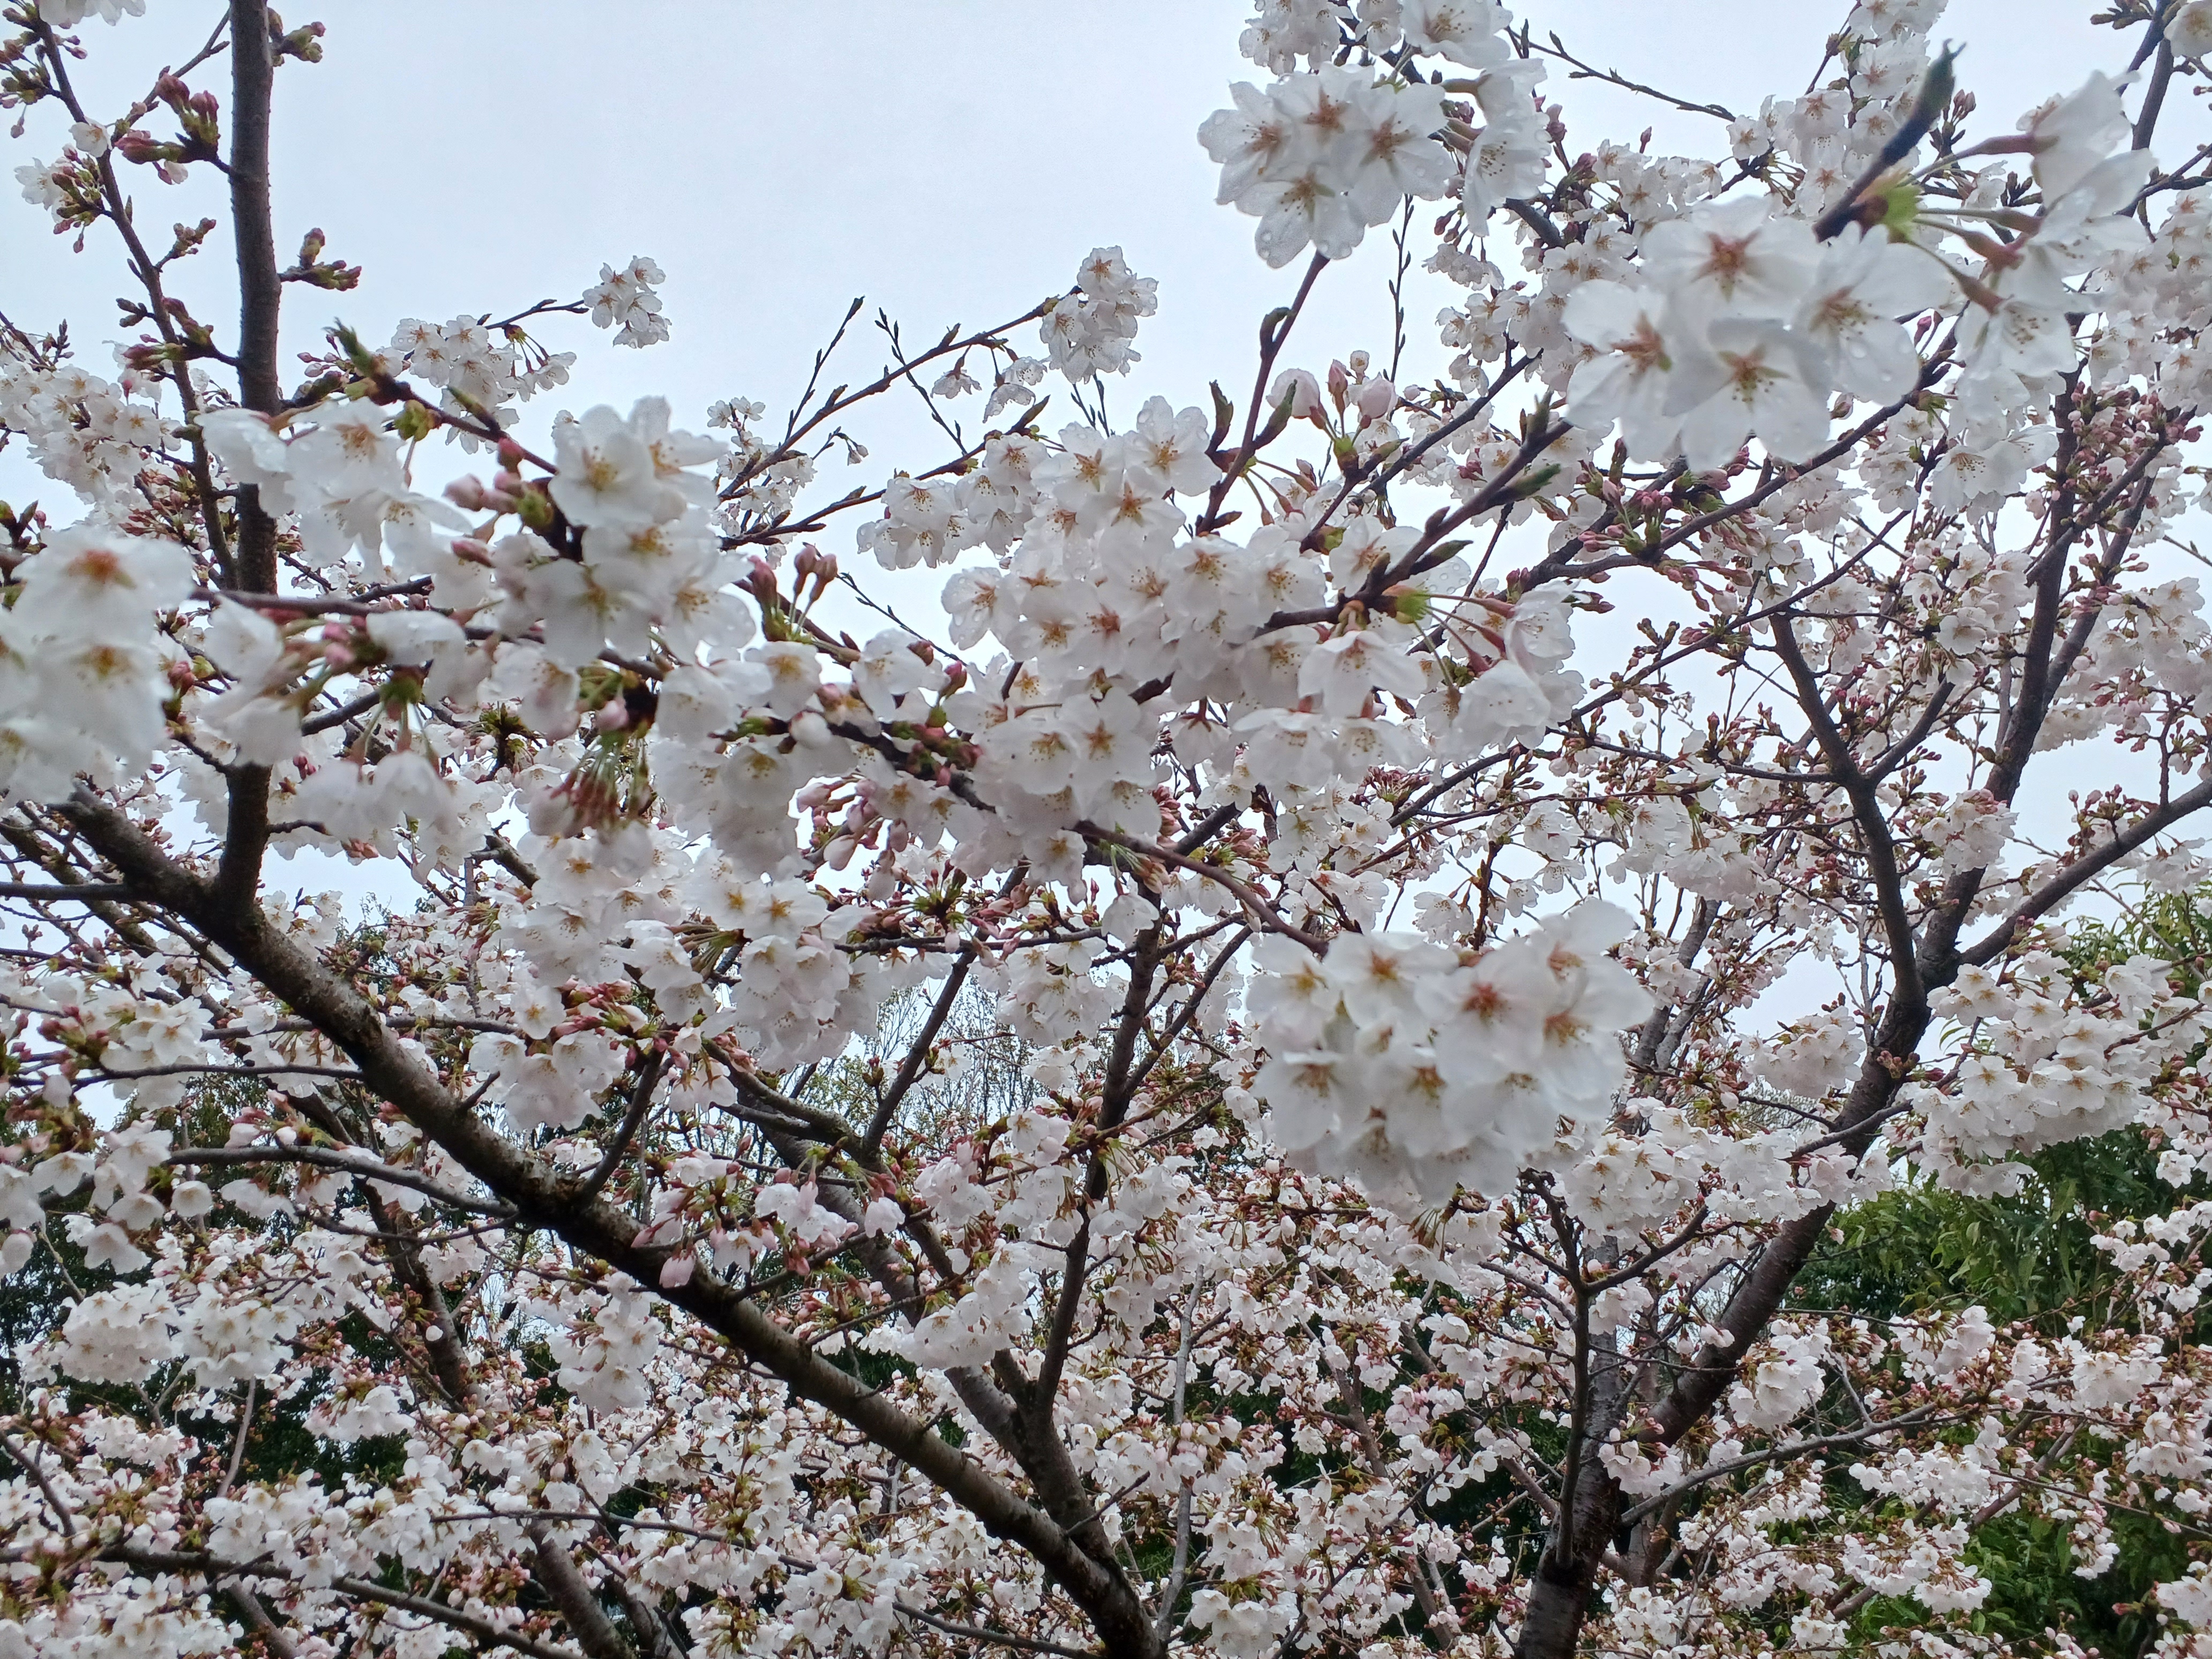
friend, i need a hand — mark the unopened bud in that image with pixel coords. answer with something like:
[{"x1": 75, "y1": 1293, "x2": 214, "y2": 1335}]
[
  {"x1": 279, "y1": 21, "x2": 326, "y2": 62},
  {"x1": 514, "y1": 487, "x2": 555, "y2": 531}
]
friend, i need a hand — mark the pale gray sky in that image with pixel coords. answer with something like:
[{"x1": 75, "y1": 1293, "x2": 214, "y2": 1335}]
[
  {"x1": 4, "y1": 0, "x2": 2191, "y2": 945},
  {"x1": 5, "y1": 0, "x2": 2170, "y2": 526}
]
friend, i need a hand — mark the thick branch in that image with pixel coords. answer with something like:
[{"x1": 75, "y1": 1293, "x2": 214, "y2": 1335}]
[
  {"x1": 1963, "y1": 776, "x2": 2212, "y2": 966},
  {"x1": 227, "y1": 0, "x2": 283, "y2": 425},
  {"x1": 217, "y1": 0, "x2": 285, "y2": 913},
  {"x1": 528, "y1": 1522, "x2": 637, "y2": 1659},
  {"x1": 58, "y1": 789, "x2": 1161, "y2": 1659}
]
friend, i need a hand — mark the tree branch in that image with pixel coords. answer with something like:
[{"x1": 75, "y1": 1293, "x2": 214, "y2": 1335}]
[
  {"x1": 1963, "y1": 776, "x2": 2212, "y2": 966},
  {"x1": 862, "y1": 948, "x2": 974, "y2": 1158},
  {"x1": 57, "y1": 787, "x2": 1163, "y2": 1659},
  {"x1": 105, "y1": 1549, "x2": 589, "y2": 1659},
  {"x1": 216, "y1": 0, "x2": 285, "y2": 914},
  {"x1": 168, "y1": 1145, "x2": 516, "y2": 1217}
]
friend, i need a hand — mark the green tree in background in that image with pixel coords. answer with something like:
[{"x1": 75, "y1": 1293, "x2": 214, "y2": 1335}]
[{"x1": 1799, "y1": 886, "x2": 2212, "y2": 1654}]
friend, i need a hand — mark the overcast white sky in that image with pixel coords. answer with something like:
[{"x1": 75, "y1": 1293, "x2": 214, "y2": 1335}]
[
  {"x1": 4, "y1": 0, "x2": 2170, "y2": 524},
  {"x1": 5, "y1": 0, "x2": 2195, "y2": 954}
]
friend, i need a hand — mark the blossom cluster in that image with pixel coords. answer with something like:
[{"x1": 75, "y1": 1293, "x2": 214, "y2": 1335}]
[
  {"x1": 583, "y1": 253, "x2": 671, "y2": 349},
  {"x1": 1201, "y1": 1, "x2": 1548, "y2": 266},
  {"x1": 1249, "y1": 907, "x2": 1653, "y2": 1207},
  {"x1": 5, "y1": 0, "x2": 2212, "y2": 1656}
]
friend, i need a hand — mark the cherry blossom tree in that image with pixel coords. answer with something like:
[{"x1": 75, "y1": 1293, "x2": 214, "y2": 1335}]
[{"x1": 6, "y1": 1, "x2": 2212, "y2": 1656}]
